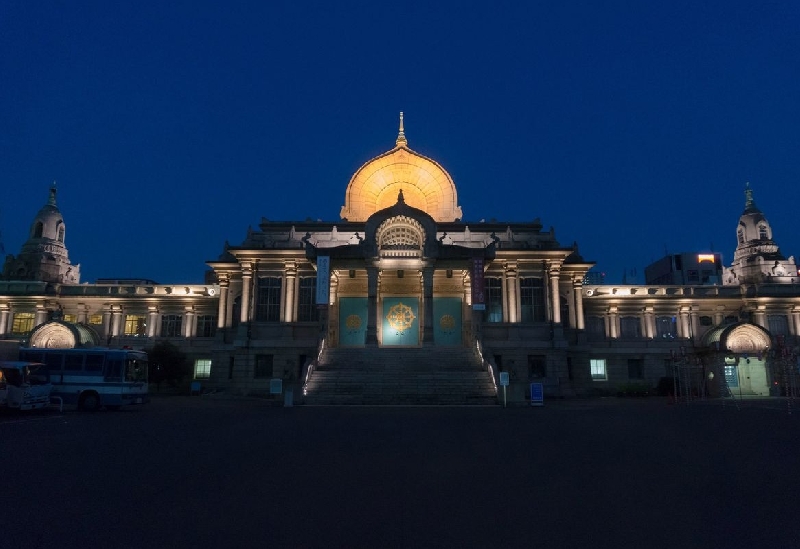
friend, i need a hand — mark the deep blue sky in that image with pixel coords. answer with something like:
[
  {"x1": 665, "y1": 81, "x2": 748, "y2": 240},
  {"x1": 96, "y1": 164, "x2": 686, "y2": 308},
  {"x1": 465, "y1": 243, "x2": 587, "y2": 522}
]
[{"x1": 2, "y1": 1, "x2": 799, "y2": 284}]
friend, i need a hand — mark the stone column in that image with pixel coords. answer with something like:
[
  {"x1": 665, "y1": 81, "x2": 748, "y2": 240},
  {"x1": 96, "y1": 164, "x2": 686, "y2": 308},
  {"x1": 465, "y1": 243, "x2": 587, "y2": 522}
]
[
  {"x1": 690, "y1": 309, "x2": 700, "y2": 340},
  {"x1": 283, "y1": 261, "x2": 297, "y2": 323},
  {"x1": 240, "y1": 263, "x2": 253, "y2": 324},
  {"x1": 183, "y1": 307, "x2": 196, "y2": 337},
  {"x1": 35, "y1": 305, "x2": 48, "y2": 326},
  {"x1": 791, "y1": 307, "x2": 800, "y2": 336},
  {"x1": 422, "y1": 266, "x2": 434, "y2": 343},
  {"x1": 643, "y1": 307, "x2": 655, "y2": 339},
  {"x1": 505, "y1": 262, "x2": 518, "y2": 323},
  {"x1": 76, "y1": 304, "x2": 88, "y2": 324},
  {"x1": 110, "y1": 306, "x2": 123, "y2": 336},
  {"x1": 606, "y1": 306, "x2": 618, "y2": 338},
  {"x1": 102, "y1": 309, "x2": 113, "y2": 339},
  {"x1": 217, "y1": 275, "x2": 230, "y2": 328},
  {"x1": 752, "y1": 306, "x2": 767, "y2": 330},
  {"x1": 147, "y1": 306, "x2": 159, "y2": 337},
  {"x1": 366, "y1": 266, "x2": 379, "y2": 345},
  {"x1": 714, "y1": 306, "x2": 725, "y2": 326},
  {"x1": 572, "y1": 277, "x2": 585, "y2": 330},
  {"x1": 549, "y1": 264, "x2": 561, "y2": 324},
  {"x1": 678, "y1": 307, "x2": 690, "y2": 338},
  {"x1": 0, "y1": 306, "x2": 9, "y2": 335}
]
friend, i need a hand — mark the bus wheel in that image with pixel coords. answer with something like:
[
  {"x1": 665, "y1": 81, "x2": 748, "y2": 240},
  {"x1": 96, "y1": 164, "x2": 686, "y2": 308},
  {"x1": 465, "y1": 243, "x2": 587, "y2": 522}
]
[{"x1": 79, "y1": 392, "x2": 100, "y2": 412}]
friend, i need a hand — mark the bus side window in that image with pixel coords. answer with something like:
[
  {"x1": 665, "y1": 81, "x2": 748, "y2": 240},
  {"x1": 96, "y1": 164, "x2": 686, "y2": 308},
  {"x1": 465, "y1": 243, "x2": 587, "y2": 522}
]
[
  {"x1": 106, "y1": 359, "x2": 123, "y2": 381},
  {"x1": 85, "y1": 355, "x2": 104, "y2": 372},
  {"x1": 44, "y1": 354, "x2": 65, "y2": 371},
  {"x1": 64, "y1": 354, "x2": 84, "y2": 372}
]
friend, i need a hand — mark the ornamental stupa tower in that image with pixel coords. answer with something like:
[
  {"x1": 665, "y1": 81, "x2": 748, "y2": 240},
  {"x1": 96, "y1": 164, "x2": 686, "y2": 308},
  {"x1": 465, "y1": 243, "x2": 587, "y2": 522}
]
[
  {"x1": 2, "y1": 184, "x2": 81, "y2": 283},
  {"x1": 723, "y1": 183, "x2": 797, "y2": 284}
]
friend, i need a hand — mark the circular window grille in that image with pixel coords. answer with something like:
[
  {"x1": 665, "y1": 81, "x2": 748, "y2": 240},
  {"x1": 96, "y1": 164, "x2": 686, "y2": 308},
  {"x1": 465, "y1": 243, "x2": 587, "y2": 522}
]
[{"x1": 377, "y1": 216, "x2": 425, "y2": 257}]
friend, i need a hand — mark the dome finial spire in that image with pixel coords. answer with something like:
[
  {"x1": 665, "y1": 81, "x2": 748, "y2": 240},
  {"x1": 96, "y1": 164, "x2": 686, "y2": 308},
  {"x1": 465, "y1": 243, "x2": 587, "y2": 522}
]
[
  {"x1": 744, "y1": 181, "x2": 756, "y2": 212},
  {"x1": 395, "y1": 111, "x2": 407, "y2": 147},
  {"x1": 48, "y1": 181, "x2": 57, "y2": 206}
]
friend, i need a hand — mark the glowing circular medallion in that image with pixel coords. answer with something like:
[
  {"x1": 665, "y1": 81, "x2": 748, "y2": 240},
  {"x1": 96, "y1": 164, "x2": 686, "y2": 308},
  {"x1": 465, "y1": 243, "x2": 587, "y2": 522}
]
[
  {"x1": 345, "y1": 315, "x2": 362, "y2": 331},
  {"x1": 439, "y1": 314, "x2": 456, "y2": 331},
  {"x1": 386, "y1": 302, "x2": 416, "y2": 334}
]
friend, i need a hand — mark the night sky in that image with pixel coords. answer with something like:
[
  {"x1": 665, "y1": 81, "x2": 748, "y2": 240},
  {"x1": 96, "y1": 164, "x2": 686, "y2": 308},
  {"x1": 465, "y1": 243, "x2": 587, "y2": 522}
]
[{"x1": 2, "y1": 1, "x2": 799, "y2": 284}]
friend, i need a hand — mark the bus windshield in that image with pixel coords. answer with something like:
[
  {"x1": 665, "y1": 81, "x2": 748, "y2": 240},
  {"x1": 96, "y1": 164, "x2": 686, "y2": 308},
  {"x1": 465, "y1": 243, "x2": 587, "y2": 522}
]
[{"x1": 125, "y1": 357, "x2": 148, "y2": 383}]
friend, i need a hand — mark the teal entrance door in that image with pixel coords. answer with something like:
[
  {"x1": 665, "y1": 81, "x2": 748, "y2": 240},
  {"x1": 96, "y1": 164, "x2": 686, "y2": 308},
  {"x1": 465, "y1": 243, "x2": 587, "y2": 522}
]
[
  {"x1": 433, "y1": 297, "x2": 462, "y2": 345},
  {"x1": 339, "y1": 297, "x2": 367, "y2": 346},
  {"x1": 382, "y1": 297, "x2": 419, "y2": 346}
]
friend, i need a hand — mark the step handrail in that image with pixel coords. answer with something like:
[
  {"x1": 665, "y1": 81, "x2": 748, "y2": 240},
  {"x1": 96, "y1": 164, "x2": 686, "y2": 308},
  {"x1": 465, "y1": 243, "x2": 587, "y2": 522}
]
[{"x1": 302, "y1": 336, "x2": 326, "y2": 396}]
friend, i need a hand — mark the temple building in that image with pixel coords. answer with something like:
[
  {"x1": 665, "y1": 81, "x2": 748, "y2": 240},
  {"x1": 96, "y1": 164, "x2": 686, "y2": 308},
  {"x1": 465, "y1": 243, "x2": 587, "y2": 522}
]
[{"x1": 1, "y1": 116, "x2": 799, "y2": 403}]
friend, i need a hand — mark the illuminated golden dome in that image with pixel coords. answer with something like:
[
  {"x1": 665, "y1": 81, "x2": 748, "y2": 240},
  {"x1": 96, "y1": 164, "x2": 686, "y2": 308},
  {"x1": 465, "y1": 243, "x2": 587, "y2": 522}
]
[{"x1": 340, "y1": 113, "x2": 463, "y2": 222}]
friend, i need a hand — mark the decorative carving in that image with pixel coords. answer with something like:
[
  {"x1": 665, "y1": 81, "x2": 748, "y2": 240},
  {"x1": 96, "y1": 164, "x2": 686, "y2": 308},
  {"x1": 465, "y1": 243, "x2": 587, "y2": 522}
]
[{"x1": 386, "y1": 302, "x2": 416, "y2": 334}]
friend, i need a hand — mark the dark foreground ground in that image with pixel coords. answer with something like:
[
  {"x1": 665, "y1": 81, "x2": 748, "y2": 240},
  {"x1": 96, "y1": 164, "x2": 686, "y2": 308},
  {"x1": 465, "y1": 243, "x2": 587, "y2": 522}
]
[{"x1": 4, "y1": 396, "x2": 799, "y2": 549}]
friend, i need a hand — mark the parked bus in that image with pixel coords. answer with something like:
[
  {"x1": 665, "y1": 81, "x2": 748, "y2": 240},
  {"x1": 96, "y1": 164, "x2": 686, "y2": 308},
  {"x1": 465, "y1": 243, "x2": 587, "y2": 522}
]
[
  {"x1": 0, "y1": 361, "x2": 53, "y2": 410},
  {"x1": 18, "y1": 348, "x2": 149, "y2": 411}
]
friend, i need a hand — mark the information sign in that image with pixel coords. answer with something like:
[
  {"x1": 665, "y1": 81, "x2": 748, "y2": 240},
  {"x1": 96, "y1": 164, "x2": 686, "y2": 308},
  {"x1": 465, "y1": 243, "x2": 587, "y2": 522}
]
[
  {"x1": 499, "y1": 371, "x2": 509, "y2": 386},
  {"x1": 530, "y1": 382, "x2": 544, "y2": 406}
]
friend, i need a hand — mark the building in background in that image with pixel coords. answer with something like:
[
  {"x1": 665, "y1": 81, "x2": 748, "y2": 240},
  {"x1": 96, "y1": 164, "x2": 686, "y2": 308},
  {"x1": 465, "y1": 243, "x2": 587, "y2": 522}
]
[
  {"x1": 1, "y1": 118, "x2": 799, "y2": 402},
  {"x1": 644, "y1": 252, "x2": 724, "y2": 286}
]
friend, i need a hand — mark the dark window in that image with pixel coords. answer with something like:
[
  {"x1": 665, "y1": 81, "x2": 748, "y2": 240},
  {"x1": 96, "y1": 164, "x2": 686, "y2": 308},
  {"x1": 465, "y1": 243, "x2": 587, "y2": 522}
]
[
  {"x1": 197, "y1": 315, "x2": 217, "y2": 337},
  {"x1": 297, "y1": 277, "x2": 319, "y2": 322},
  {"x1": 33, "y1": 222, "x2": 43, "y2": 238},
  {"x1": 586, "y1": 316, "x2": 605, "y2": 338},
  {"x1": 254, "y1": 354, "x2": 273, "y2": 379},
  {"x1": 519, "y1": 277, "x2": 545, "y2": 322},
  {"x1": 44, "y1": 353, "x2": 64, "y2": 371},
  {"x1": 656, "y1": 316, "x2": 677, "y2": 339},
  {"x1": 699, "y1": 316, "x2": 713, "y2": 326},
  {"x1": 724, "y1": 315, "x2": 738, "y2": 324},
  {"x1": 768, "y1": 315, "x2": 789, "y2": 336},
  {"x1": 759, "y1": 225, "x2": 768, "y2": 239},
  {"x1": 528, "y1": 355, "x2": 546, "y2": 379},
  {"x1": 620, "y1": 316, "x2": 641, "y2": 338},
  {"x1": 64, "y1": 354, "x2": 84, "y2": 372},
  {"x1": 85, "y1": 355, "x2": 104, "y2": 372},
  {"x1": 687, "y1": 270, "x2": 699, "y2": 283},
  {"x1": 484, "y1": 277, "x2": 503, "y2": 323},
  {"x1": 256, "y1": 277, "x2": 282, "y2": 322},
  {"x1": 228, "y1": 357, "x2": 234, "y2": 380},
  {"x1": 160, "y1": 314, "x2": 183, "y2": 337},
  {"x1": 627, "y1": 359, "x2": 644, "y2": 379}
]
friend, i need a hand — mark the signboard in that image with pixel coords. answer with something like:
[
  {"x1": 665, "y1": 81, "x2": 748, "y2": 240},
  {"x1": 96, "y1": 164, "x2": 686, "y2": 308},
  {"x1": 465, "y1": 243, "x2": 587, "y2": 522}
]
[
  {"x1": 471, "y1": 257, "x2": 485, "y2": 311},
  {"x1": 530, "y1": 382, "x2": 544, "y2": 406},
  {"x1": 316, "y1": 256, "x2": 330, "y2": 306},
  {"x1": 499, "y1": 371, "x2": 509, "y2": 386}
]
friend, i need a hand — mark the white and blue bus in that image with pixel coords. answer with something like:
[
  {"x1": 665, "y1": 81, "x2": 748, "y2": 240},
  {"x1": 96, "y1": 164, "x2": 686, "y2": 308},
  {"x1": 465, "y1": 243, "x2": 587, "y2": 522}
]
[{"x1": 18, "y1": 348, "x2": 149, "y2": 411}]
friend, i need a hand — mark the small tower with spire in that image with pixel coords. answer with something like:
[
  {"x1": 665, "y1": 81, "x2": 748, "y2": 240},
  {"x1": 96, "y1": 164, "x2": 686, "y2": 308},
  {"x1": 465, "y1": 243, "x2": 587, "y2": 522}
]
[
  {"x1": 2, "y1": 184, "x2": 81, "y2": 283},
  {"x1": 723, "y1": 183, "x2": 797, "y2": 285}
]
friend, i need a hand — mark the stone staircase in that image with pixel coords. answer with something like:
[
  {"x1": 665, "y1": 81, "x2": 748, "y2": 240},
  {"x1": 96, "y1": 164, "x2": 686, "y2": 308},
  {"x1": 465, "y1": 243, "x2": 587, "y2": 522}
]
[{"x1": 303, "y1": 346, "x2": 498, "y2": 405}]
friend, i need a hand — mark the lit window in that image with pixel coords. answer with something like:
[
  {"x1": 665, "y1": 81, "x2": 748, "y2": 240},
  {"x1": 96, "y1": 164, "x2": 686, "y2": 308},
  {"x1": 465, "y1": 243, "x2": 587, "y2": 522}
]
[
  {"x1": 63, "y1": 314, "x2": 77, "y2": 323},
  {"x1": 590, "y1": 358, "x2": 607, "y2": 381},
  {"x1": 124, "y1": 315, "x2": 146, "y2": 336},
  {"x1": 89, "y1": 314, "x2": 103, "y2": 325},
  {"x1": 11, "y1": 313, "x2": 35, "y2": 335},
  {"x1": 194, "y1": 359, "x2": 212, "y2": 379}
]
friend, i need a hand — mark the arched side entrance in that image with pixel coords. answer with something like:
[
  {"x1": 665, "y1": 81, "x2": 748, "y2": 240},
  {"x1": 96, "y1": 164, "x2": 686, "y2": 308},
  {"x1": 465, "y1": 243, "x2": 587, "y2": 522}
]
[
  {"x1": 27, "y1": 321, "x2": 101, "y2": 349},
  {"x1": 703, "y1": 322, "x2": 772, "y2": 396}
]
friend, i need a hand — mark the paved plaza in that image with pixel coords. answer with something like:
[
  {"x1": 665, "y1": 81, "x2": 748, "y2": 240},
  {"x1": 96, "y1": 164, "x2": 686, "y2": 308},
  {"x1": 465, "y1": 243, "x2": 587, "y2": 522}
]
[{"x1": 4, "y1": 396, "x2": 799, "y2": 549}]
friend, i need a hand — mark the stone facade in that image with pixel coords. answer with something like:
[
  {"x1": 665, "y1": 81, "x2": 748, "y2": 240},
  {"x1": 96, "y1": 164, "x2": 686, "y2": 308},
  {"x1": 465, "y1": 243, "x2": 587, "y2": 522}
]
[{"x1": 1, "y1": 120, "x2": 799, "y2": 402}]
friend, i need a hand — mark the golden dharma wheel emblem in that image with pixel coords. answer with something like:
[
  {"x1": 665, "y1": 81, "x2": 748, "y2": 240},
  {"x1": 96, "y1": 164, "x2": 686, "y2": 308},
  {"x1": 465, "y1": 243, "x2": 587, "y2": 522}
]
[
  {"x1": 386, "y1": 302, "x2": 416, "y2": 333},
  {"x1": 345, "y1": 314, "x2": 362, "y2": 330},
  {"x1": 439, "y1": 314, "x2": 456, "y2": 330}
]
